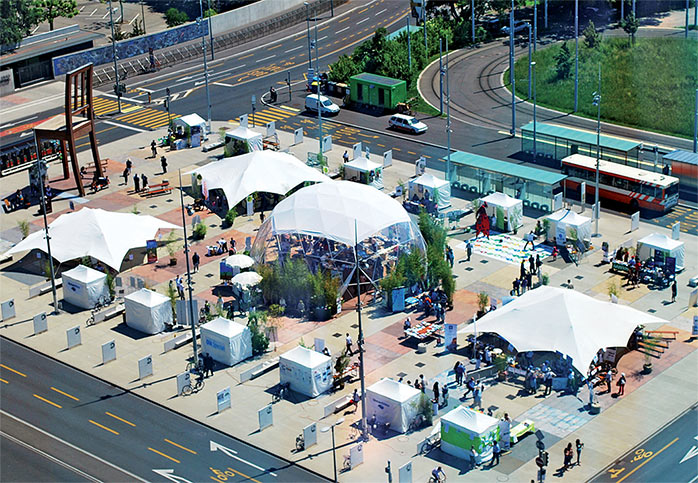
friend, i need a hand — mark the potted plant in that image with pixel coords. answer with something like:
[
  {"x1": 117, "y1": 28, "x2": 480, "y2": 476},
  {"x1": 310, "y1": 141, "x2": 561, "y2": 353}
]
[
  {"x1": 493, "y1": 354, "x2": 508, "y2": 381},
  {"x1": 248, "y1": 310, "x2": 270, "y2": 356},
  {"x1": 165, "y1": 231, "x2": 178, "y2": 266},
  {"x1": 17, "y1": 220, "x2": 29, "y2": 239},
  {"x1": 222, "y1": 209, "x2": 236, "y2": 228},
  {"x1": 192, "y1": 222, "x2": 207, "y2": 240},
  {"x1": 333, "y1": 349, "x2": 351, "y2": 389},
  {"x1": 477, "y1": 292, "x2": 489, "y2": 318},
  {"x1": 642, "y1": 335, "x2": 660, "y2": 374}
]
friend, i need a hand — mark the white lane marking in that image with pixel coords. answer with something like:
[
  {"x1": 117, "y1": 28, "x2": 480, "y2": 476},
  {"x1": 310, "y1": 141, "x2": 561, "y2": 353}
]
[
  {"x1": 376, "y1": 8, "x2": 387, "y2": 14},
  {"x1": 89, "y1": 8, "x2": 97, "y2": 15},
  {"x1": 129, "y1": 14, "x2": 139, "y2": 25},
  {"x1": 317, "y1": 35, "x2": 328, "y2": 41},
  {"x1": 210, "y1": 441, "x2": 278, "y2": 477},
  {"x1": 286, "y1": 45, "x2": 303, "y2": 53},
  {"x1": 101, "y1": 93, "x2": 146, "y2": 104},
  {"x1": 102, "y1": 121, "x2": 148, "y2": 133},
  {"x1": 152, "y1": 469, "x2": 193, "y2": 483},
  {"x1": 256, "y1": 55, "x2": 276, "y2": 63},
  {"x1": 357, "y1": 17, "x2": 369, "y2": 24},
  {"x1": 0, "y1": 116, "x2": 38, "y2": 129},
  {"x1": 214, "y1": 82, "x2": 234, "y2": 88},
  {"x1": 336, "y1": 27, "x2": 350, "y2": 34}
]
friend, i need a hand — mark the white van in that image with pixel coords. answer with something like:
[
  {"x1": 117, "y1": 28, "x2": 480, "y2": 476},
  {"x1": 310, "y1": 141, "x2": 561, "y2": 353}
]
[{"x1": 305, "y1": 94, "x2": 340, "y2": 115}]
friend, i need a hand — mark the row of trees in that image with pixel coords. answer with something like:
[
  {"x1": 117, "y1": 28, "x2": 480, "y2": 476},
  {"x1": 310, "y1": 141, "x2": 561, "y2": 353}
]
[{"x1": 1, "y1": 0, "x2": 79, "y2": 46}]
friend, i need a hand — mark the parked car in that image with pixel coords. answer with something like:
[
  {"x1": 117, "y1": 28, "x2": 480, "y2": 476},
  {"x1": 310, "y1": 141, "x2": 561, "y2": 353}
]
[
  {"x1": 305, "y1": 94, "x2": 340, "y2": 115},
  {"x1": 388, "y1": 114, "x2": 428, "y2": 134},
  {"x1": 501, "y1": 20, "x2": 528, "y2": 35}
]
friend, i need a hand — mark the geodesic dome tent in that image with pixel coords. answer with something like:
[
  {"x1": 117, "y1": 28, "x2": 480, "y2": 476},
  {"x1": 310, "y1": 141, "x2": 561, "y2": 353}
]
[{"x1": 251, "y1": 181, "x2": 426, "y2": 296}]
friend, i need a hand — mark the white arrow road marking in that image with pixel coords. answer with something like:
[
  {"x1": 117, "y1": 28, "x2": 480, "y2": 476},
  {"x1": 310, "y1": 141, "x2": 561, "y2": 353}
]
[
  {"x1": 20, "y1": 132, "x2": 32, "y2": 138},
  {"x1": 210, "y1": 441, "x2": 278, "y2": 477},
  {"x1": 680, "y1": 436, "x2": 698, "y2": 464},
  {"x1": 152, "y1": 469, "x2": 193, "y2": 483}
]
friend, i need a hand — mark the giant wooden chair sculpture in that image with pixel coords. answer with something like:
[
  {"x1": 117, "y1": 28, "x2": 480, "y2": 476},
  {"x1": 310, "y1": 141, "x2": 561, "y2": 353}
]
[{"x1": 33, "y1": 63, "x2": 103, "y2": 197}]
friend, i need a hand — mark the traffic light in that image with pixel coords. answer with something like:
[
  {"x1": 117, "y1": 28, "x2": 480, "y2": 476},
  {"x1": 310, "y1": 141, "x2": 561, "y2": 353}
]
[
  {"x1": 113, "y1": 83, "x2": 126, "y2": 96},
  {"x1": 542, "y1": 451, "x2": 549, "y2": 466}
]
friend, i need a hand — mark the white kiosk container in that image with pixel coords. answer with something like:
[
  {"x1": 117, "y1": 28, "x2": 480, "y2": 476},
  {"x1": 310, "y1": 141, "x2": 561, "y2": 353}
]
[
  {"x1": 61, "y1": 265, "x2": 109, "y2": 309},
  {"x1": 124, "y1": 288, "x2": 172, "y2": 335},
  {"x1": 365, "y1": 378, "x2": 421, "y2": 433},
  {"x1": 200, "y1": 317, "x2": 252, "y2": 366},
  {"x1": 279, "y1": 346, "x2": 332, "y2": 397}
]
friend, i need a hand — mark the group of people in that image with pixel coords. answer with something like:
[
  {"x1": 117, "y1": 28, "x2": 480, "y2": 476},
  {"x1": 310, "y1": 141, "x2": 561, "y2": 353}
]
[
  {"x1": 198, "y1": 352, "x2": 215, "y2": 377},
  {"x1": 512, "y1": 254, "x2": 542, "y2": 296},
  {"x1": 561, "y1": 439, "x2": 584, "y2": 472}
]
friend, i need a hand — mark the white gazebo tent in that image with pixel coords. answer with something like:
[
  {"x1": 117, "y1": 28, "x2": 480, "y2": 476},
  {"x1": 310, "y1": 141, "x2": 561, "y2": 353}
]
[
  {"x1": 2, "y1": 208, "x2": 180, "y2": 271},
  {"x1": 124, "y1": 288, "x2": 172, "y2": 334},
  {"x1": 479, "y1": 192, "x2": 523, "y2": 232},
  {"x1": 637, "y1": 233, "x2": 685, "y2": 272},
  {"x1": 224, "y1": 126, "x2": 263, "y2": 153},
  {"x1": 441, "y1": 406, "x2": 501, "y2": 464},
  {"x1": 365, "y1": 378, "x2": 421, "y2": 433},
  {"x1": 408, "y1": 173, "x2": 451, "y2": 211},
  {"x1": 459, "y1": 286, "x2": 666, "y2": 375},
  {"x1": 343, "y1": 156, "x2": 383, "y2": 189},
  {"x1": 545, "y1": 209, "x2": 592, "y2": 244},
  {"x1": 200, "y1": 317, "x2": 252, "y2": 366},
  {"x1": 173, "y1": 113, "x2": 206, "y2": 134},
  {"x1": 61, "y1": 265, "x2": 109, "y2": 309},
  {"x1": 279, "y1": 346, "x2": 332, "y2": 397},
  {"x1": 187, "y1": 151, "x2": 329, "y2": 207}
]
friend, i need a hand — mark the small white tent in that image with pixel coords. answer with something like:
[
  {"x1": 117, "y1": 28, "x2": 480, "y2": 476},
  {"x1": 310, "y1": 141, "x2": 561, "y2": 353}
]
[
  {"x1": 441, "y1": 406, "x2": 501, "y2": 464},
  {"x1": 279, "y1": 346, "x2": 333, "y2": 397},
  {"x1": 225, "y1": 126, "x2": 263, "y2": 152},
  {"x1": 365, "y1": 378, "x2": 421, "y2": 433},
  {"x1": 200, "y1": 317, "x2": 252, "y2": 366},
  {"x1": 408, "y1": 173, "x2": 451, "y2": 211},
  {"x1": 637, "y1": 233, "x2": 685, "y2": 272},
  {"x1": 124, "y1": 289, "x2": 172, "y2": 335},
  {"x1": 545, "y1": 209, "x2": 591, "y2": 244},
  {"x1": 61, "y1": 265, "x2": 109, "y2": 309},
  {"x1": 344, "y1": 156, "x2": 383, "y2": 190},
  {"x1": 480, "y1": 192, "x2": 523, "y2": 232}
]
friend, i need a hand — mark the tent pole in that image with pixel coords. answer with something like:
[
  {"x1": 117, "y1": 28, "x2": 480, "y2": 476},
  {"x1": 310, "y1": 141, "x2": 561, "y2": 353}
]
[
  {"x1": 179, "y1": 170, "x2": 200, "y2": 370},
  {"x1": 354, "y1": 222, "x2": 368, "y2": 442}
]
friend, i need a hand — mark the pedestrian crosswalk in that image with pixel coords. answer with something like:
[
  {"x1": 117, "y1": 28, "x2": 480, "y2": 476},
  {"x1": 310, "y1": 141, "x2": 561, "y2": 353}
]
[
  {"x1": 230, "y1": 105, "x2": 300, "y2": 127},
  {"x1": 115, "y1": 106, "x2": 178, "y2": 130},
  {"x1": 92, "y1": 96, "x2": 141, "y2": 116}
]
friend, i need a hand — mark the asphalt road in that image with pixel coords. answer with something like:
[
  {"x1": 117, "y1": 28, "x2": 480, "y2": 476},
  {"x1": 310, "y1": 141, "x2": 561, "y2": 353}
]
[
  {"x1": 591, "y1": 405, "x2": 698, "y2": 483},
  {"x1": 0, "y1": 336, "x2": 327, "y2": 483}
]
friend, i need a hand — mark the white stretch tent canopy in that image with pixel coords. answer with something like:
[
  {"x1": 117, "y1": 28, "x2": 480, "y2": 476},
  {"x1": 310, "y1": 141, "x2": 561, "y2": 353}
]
[
  {"x1": 459, "y1": 286, "x2": 665, "y2": 374},
  {"x1": 480, "y1": 192, "x2": 523, "y2": 232},
  {"x1": 173, "y1": 113, "x2": 206, "y2": 133},
  {"x1": 441, "y1": 406, "x2": 501, "y2": 464},
  {"x1": 408, "y1": 173, "x2": 451, "y2": 211},
  {"x1": 61, "y1": 265, "x2": 109, "y2": 309},
  {"x1": 545, "y1": 209, "x2": 591, "y2": 243},
  {"x1": 224, "y1": 126, "x2": 263, "y2": 152},
  {"x1": 200, "y1": 317, "x2": 252, "y2": 366},
  {"x1": 637, "y1": 233, "x2": 685, "y2": 272},
  {"x1": 124, "y1": 289, "x2": 172, "y2": 334},
  {"x1": 344, "y1": 156, "x2": 383, "y2": 189},
  {"x1": 187, "y1": 151, "x2": 329, "y2": 207},
  {"x1": 3, "y1": 208, "x2": 180, "y2": 271},
  {"x1": 365, "y1": 378, "x2": 421, "y2": 433},
  {"x1": 279, "y1": 346, "x2": 332, "y2": 397}
]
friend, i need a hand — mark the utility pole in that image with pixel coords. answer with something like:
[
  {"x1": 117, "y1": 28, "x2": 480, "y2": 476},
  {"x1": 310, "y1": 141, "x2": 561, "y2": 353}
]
[
  {"x1": 423, "y1": 5, "x2": 428, "y2": 62},
  {"x1": 315, "y1": 11, "x2": 323, "y2": 161},
  {"x1": 532, "y1": 61, "x2": 537, "y2": 162},
  {"x1": 407, "y1": 16, "x2": 412, "y2": 70},
  {"x1": 592, "y1": 63, "x2": 602, "y2": 237},
  {"x1": 632, "y1": 0, "x2": 636, "y2": 16},
  {"x1": 165, "y1": 87, "x2": 171, "y2": 126},
  {"x1": 686, "y1": 0, "x2": 690, "y2": 38},
  {"x1": 354, "y1": 223, "x2": 367, "y2": 443},
  {"x1": 208, "y1": 0, "x2": 215, "y2": 60},
  {"x1": 544, "y1": 0, "x2": 548, "y2": 29},
  {"x1": 533, "y1": 0, "x2": 537, "y2": 52},
  {"x1": 446, "y1": 36, "x2": 452, "y2": 182},
  {"x1": 199, "y1": 0, "x2": 212, "y2": 134},
  {"x1": 693, "y1": 88, "x2": 697, "y2": 153},
  {"x1": 509, "y1": 0, "x2": 516, "y2": 136},
  {"x1": 179, "y1": 171, "x2": 199, "y2": 371},
  {"x1": 141, "y1": 1, "x2": 146, "y2": 34},
  {"x1": 108, "y1": 0, "x2": 122, "y2": 113},
  {"x1": 621, "y1": 0, "x2": 624, "y2": 23},
  {"x1": 527, "y1": 23, "x2": 532, "y2": 99},
  {"x1": 305, "y1": 2, "x2": 312, "y2": 70},
  {"x1": 439, "y1": 38, "x2": 443, "y2": 115},
  {"x1": 574, "y1": 0, "x2": 579, "y2": 112},
  {"x1": 471, "y1": 0, "x2": 475, "y2": 44}
]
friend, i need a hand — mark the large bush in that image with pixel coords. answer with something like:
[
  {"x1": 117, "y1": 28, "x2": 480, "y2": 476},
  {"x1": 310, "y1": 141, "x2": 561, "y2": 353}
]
[{"x1": 165, "y1": 8, "x2": 188, "y2": 27}]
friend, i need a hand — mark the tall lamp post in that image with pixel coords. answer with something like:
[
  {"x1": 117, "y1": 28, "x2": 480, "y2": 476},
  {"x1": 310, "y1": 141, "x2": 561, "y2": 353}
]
[
  {"x1": 532, "y1": 61, "x2": 537, "y2": 162},
  {"x1": 446, "y1": 36, "x2": 452, "y2": 182},
  {"x1": 304, "y1": 2, "x2": 312, "y2": 70},
  {"x1": 527, "y1": 23, "x2": 532, "y2": 99},
  {"x1": 509, "y1": 0, "x2": 516, "y2": 135},
  {"x1": 321, "y1": 417, "x2": 345, "y2": 483},
  {"x1": 314, "y1": 10, "x2": 323, "y2": 159},
  {"x1": 179, "y1": 171, "x2": 200, "y2": 370},
  {"x1": 471, "y1": 0, "x2": 476, "y2": 44},
  {"x1": 533, "y1": 0, "x2": 537, "y2": 52},
  {"x1": 198, "y1": 0, "x2": 212, "y2": 134},
  {"x1": 353, "y1": 224, "x2": 367, "y2": 443},
  {"x1": 574, "y1": 0, "x2": 579, "y2": 112},
  {"x1": 108, "y1": 0, "x2": 122, "y2": 113},
  {"x1": 592, "y1": 63, "x2": 602, "y2": 237},
  {"x1": 693, "y1": 88, "x2": 697, "y2": 153}
]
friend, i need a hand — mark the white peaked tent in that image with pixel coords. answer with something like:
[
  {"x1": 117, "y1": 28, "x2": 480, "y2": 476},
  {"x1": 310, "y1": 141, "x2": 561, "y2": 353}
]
[
  {"x1": 187, "y1": 151, "x2": 329, "y2": 207},
  {"x1": 366, "y1": 378, "x2": 421, "y2": 433},
  {"x1": 546, "y1": 209, "x2": 591, "y2": 243},
  {"x1": 408, "y1": 173, "x2": 451, "y2": 211},
  {"x1": 3, "y1": 208, "x2": 180, "y2": 271},
  {"x1": 173, "y1": 113, "x2": 206, "y2": 133},
  {"x1": 459, "y1": 286, "x2": 666, "y2": 374},
  {"x1": 441, "y1": 406, "x2": 501, "y2": 464},
  {"x1": 637, "y1": 233, "x2": 685, "y2": 272},
  {"x1": 224, "y1": 126, "x2": 263, "y2": 152},
  {"x1": 344, "y1": 156, "x2": 383, "y2": 189},
  {"x1": 200, "y1": 317, "x2": 252, "y2": 366},
  {"x1": 124, "y1": 288, "x2": 172, "y2": 334},
  {"x1": 480, "y1": 192, "x2": 523, "y2": 232},
  {"x1": 279, "y1": 346, "x2": 333, "y2": 397},
  {"x1": 61, "y1": 265, "x2": 109, "y2": 309}
]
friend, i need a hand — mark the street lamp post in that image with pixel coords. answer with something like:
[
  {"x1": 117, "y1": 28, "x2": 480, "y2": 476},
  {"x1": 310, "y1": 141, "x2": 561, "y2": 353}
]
[
  {"x1": 354, "y1": 223, "x2": 367, "y2": 443},
  {"x1": 108, "y1": 0, "x2": 122, "y2": 113},
  {"x1": 694, "y1": 88, "x2": 697, "y2": 153},
  {"x1": 592, "y1": 63, "x2": 602, "y2": 237},
  {"x1": 574, "y1": 0, "x2": 578, "y2": 112},
  {"x1": 423, "y1": 5, "x2": 428, "y2": 61},
  {"x1": 198, "y1": 0, "x2": 212, "y2": 134},
  {"x1": 141, "y1": 1, "x2": 146, "y2": 34},
  {"x1": 208, "y1": 0, "x2": 215, "y2": 60},
  {"x1": 305, "y1": 2, "x2": 312, "y2": 70},
  {"x1": 532, "y1": 61, "x2": 537, "y2": 162},
  {"x1": 439, "y1": 38, "x2": 443, "y2": 115},
  {"x1": 471, "y1": 0, "x2": 475, "y2": 44},
  {"x1": 533, "y1": 0, "x2": 537, "y2": 52},
  {"x1": 527, "y1": 23, "x2": 532, "y2": 99},
  {"x1": 509, "y1": 0, "x2": 516, "y2": 136},
  {"x1": 446, "y1": 36, "x2": 452, "y2": 182},
  {"x1": 407, "y1": 16, "x2": 412, "y2": 70},
  {"x1": 321, "y1": 417, "x2": 345, "y2": 482},
  {"x1": 544, "y1": 0, "x2": 548, "y2": 29},
  {"x1": 314, "y1": 11, "x2": 323, "y2": 160},
  {"x1": 179, "y1": 171, "x2": 200, "y2": 370},
  {"x1": 686, "y1": 0, "x2": 690, "y2": 38}
]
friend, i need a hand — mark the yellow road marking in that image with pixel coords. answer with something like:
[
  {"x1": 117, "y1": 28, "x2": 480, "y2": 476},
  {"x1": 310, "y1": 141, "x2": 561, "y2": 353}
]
[
  {"x1": 267, "y1": 44, "x2": 282, "y2": 50},
  {"x1": 407, "y1": 151, "x2": 416, "y2": 155},
  {"x1": 358, "y1": 7, "x2": 368, "y2": 13},
  {"x1": 148, "y1": 447, "x2": 180, "y2": 463},
  {"x1": 164, "y1": 438, "x2": 197, "y2": 454},
  {"x1": 51, "y1": 387, "x2": 79, "y2": 401},
  {"x1": 338, "y1": 16, "x2": 349, "y2": 23},
  {"x1": 239, "y1": 53, "x2": 254, "y2": 60},
  {"x1": 89, "y1": 419, "x2": 119, "y2": 435},
  {"x1": 0, "y1": 378, "x2": 8, "y2": 384},
  {"x1": 105, "y1": 411, "x2": 136, "y2": 427},
  {"x1": 33, "y1": 394, "x2": 62, "y2": 409},
  {"x1": 227, "y1": 467, "x2": 261, "y2": 483},
  {"x1": 1, "y1": 364, "x2": 27, "y2": 377},
  {"x1": 276, "y1": 105, "x2": 300, "y2": 113},
  {"x1": 121, "y1": 106, "x2": 142, "y2": 113},
  {"x1": 319, "y1": 25, "x2": 330, "y2": 32},
  {"x1": 617, "y1": 437, "x2": 679, "y2": 483}
]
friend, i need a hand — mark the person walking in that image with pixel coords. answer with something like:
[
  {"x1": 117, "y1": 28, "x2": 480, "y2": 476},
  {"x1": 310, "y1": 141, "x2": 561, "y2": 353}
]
[
  {"x1": 432, "y1": 381, "x2": 440, "y2": 406},
  {"x1": 419, "y1": 374, "x2": 426, "y2": 394},
  {"x1": 122, "y1": 167, "x2": 129, "y2": 185},
  {"x1": 126, "y1": 158, "x2": 133, "y2": 173},
  {"x1": 575, "y1": 439, "x2": 584, "y2": 466},
  {"x1": 529, "y1": 254, "x2": 535, "y2": 274},
  {"x1": 605, "y1": 368, "x2": 613, "y2": 394},
  {"x1": 563, "y1": 442, "x2": 574, "y2": 470},
  {"x1": 345, "y1": 333, "x2": 353, "y2": 355},
  {"x1": 204, "y1": 353, "x2": 214, "y2": 377},
  {"x1": 671, "y1": 279, "x2": 677, "y2": 303},
  {"x1": 351, "y1": 388, "x2": 360, "y2": 412},
  {"x1": 160, "y1": 155, "x2": 168, "y2": 173},
  {"x1": 543, "y1": 369, "x2": 555, "y2": 396},
  {"x1": 536, "y1": 254, "x2": 542, "y2": 278},
  {"x1": 342, "y1": 150, "x2": 349, "y2": 163},
  {"x1": 520, "y1": 260, "x2": 526, "y2": 279},
  {"x1": 454, "y1": 361, "x2": 464, "y2": 386},
  {"x1": 141, "y1": 174, "x2": 148, "y2": 191},
  {"x1": 616, "y1": 372, "x2": 626, "y2": 396},
  {"x1": 192, "y1": 251, "x2": 200, "y2": 272},
  {"x1": 134, "y1": 173, "x2": 140, "y2": 192},
  {"x1": 513, "y1": 278, "x2": 520, "y2": 296},
  {"x1": 466, "y1": 240, "x2": 473, "y2": 262},
  {"x1": 464, "y1": 377, "x2": 476, "y2": 398},
  {"x1": 521, "y1": 276, "x2": 528, "y2": 294},
  {"x1": 151, "y1": 140, "x2": 157, "y2": 158},
  {"x1": 491, "y1": 440, "x2": 501, "y2": 466},
  {"x1": 472, "y1": 380, "x2": 483, "y2": 409}
]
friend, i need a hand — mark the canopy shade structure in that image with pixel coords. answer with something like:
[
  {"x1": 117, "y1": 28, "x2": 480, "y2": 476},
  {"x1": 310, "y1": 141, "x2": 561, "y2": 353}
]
[
  {"x1": 408, "y1": 173, "x2": 451, "y2": 211},
  {"x1": 187, "y1": 151, "x2": 329, "y2": 208},
  {"x1": 344, "y1": 156, "x2": 383, "y2": 189},
  {"x1": 173, "y1": 113, "x2": 206, "y2": 131},
  {"x1": 479, "y1": 192, "x2": 523, "y2": 232},
  {"x1": 231, "y1": 271, "x2": 262, "y2": 289},
  {"x1": 637, "y1": 233, "x2": 685, "y2": 272},
  {"x1": 441, "y1": 406, "x2": 501, "y2": 464},
  {"x1": 459, "y1": 286, "x2": 665, "y2": 374},
  {"x1": 224, "y1": 126, "x2": 263, "y2": 152},
  {"x1": 545, "y1": 209, "x2": 591, "y2": 243},
  {"x1": 3, "y1": 208, "x2": 180, "y2": 271},
  {"x1": 252, "y1": 181, "x2": 426, "y2": 296},
  {"x1": 61, "y1": 265, "x2": 109, "y2": 310},
  {"x1": 124, "y1": 288, "x2": 172, "y2": 334},
  {"x1": 366, "y1": 378, "x2": 421, "y2": 433},
  {"x1": 200, "y1": 317, "x2": 252, "y2": 366},
  {"x1": 279, "y1": 346, "x2": 333, "y2": 397}
]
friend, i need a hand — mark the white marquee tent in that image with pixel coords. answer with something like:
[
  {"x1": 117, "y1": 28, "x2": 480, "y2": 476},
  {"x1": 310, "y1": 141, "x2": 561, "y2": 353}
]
[
  {"x1": 173, "y1": 113, "x2": 206, "y2": 133},
  {"x1": 3, "y1": 208, "x2": 180, "y2": 271},
  {"x1": 61, "y1": 265, "x2": 109, "y2": 309},
  {"x1": 344, "y1": 156, "x2": 383, "y2": 189},
  {"x1": 459, "y1": 286, "x2": 665, "y2": 374},
  {"x1": 479, "y1": 192, "x2": 523, "y2": 232},
  {"x1": 187, "y1": 151, "x2": 329, "y2": 207},
  {"x1": 408, "y1": 173, "x2": 451, "y2": 211},
  {"x1": 224, "y1": 126, "x2": 263, "y2": 152},
  {"x1": 279, "y1": 346, "x2": 333, "y2": 397},
  {"x1": 200, "y1": 317, "x2": 252, "y2": 366},
  {"x1": 365, "y1": 378, "x2": 421, "y2": 433},
  {"x1": 545, "y1": 209, "x2": 592, "y2": 244},
  {"x1": 441, "y1": 406, "x2": 501, "y2": 464},
  {"x1": 637, "y1": 233, "x2": 685, "y2": 272},
  {"x1": 124, "y1": 288, "x2": 172, "y2": 335}
]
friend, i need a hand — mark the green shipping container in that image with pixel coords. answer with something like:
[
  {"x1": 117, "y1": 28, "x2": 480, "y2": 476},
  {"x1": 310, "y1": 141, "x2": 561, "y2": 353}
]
[{"x1": 349, "y1": 73, "x2": 407, "y2": 110}]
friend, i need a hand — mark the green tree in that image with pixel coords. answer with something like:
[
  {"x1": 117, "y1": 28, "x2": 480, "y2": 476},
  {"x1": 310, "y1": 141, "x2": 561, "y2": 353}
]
[
  {"x1": 0, "y1": 0, "x2": 41, "y2": 47},
  {"x1": 35, "y1": 0, "x2": 78, "y2": 31},
  {"x1": 620, "y1": 13, "x2": 639, "y2": 45},
  {"x1": 328, "y1": 54, "x2": 361, "y2": 83},
  {"x1": 554, "y1": 41, "x2": 573, "y2": 79},
  {"x1": 165, "y1": 7, "x2": 189, "y2": 27},
  {"x1": 583, "y1": 20, "x2": 601, "y2": 49}
]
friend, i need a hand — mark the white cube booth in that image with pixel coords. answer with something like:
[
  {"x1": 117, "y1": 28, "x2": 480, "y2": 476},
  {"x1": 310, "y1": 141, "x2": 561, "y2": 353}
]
[
  {"x1": 124, "y1": 288, "x2": 172, "y2": 335},
  {"x1": 200, "y1": 317, "x2": 252, "y2": 366},
  {"x1": 637, "y1": 233, "x2": 685, "y2": 272},
  {"x1": 279, "y1": 346, "x2": 333, "y2": 398},
  {"x1": 365, "y1": 378, "x2": 421, "y2": 433},
  {"x1": 61, "y1": 265, "x2": 110, "y2": 309}
]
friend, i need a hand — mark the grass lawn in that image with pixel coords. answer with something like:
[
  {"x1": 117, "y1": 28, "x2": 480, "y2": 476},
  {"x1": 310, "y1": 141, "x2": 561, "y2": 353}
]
[{"x1": 507, "y1": 37, "x2": 698, "y2": 139}]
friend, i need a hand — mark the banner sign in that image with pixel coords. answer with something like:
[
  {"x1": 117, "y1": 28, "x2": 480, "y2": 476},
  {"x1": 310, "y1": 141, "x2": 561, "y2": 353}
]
[
  {"x1": 217, "y1": 387, "x2": 232, "y2": 413},
  {"x1": 146, "y1": 239, "x2": 158, "y2": 264},
  {"x1": 67, "y1": 326, "x2": 81, "y2": 349},
  {"x1": 258, "y1": 404, "x2": 273, "y2": 431},
  {"x1": 102, "y1": 340, "x2": 116, "y2": 364},
  {"x1": 138, "y1": 355, "x2": 153, "y2": 379},
  {"x1": 33, "y1": 312, "x2": 48, "y2": 335},
  {"x1": 445, "y1": 323, "x2": 458, "y2": 351}
]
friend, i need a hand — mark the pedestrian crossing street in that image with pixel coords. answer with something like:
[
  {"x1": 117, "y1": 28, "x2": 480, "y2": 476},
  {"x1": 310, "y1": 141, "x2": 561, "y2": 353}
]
[
  {"x1": 229, "y1": 105, "x2": 300, "y2": 128},
  {"x1": 91, "y1": 96, "x2": 178, "y2": 130}
]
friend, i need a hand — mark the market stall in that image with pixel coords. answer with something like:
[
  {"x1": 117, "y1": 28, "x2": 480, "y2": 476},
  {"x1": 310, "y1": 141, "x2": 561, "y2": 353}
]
[
  {"x1": 220, "y1": 254, "x2": 255, "y2": 280},
  {"x1": 279, "y1": 346, "x2": 333, "y2": 397},
  {"x1": 408, "y1": 173, "x2": 451, "y2": 211},
  {"x1": 478, "y1": 192, "x2": 523, "y2": 232},
  {"x1": 172, "y1": 114, "x2": 206, "y2": 148},
  {"x1": 224, "y1": 126, "x2": 263, "y2": 154},
  {"x1": 637, "y1": 233, "x2": 685, "y2": 272},
  {"x1": 440, "y1": 406, "x2": 501, "y2": 464},
  {"x1": 343, "y1": 156, "x2": 383, "y2": 190},
  {"x1": 200, "y1": 317, "x2": 252, "y2": 366},
  {"x1": 61, "y1": 265, "x2": 110, "y2": 309},
  {"x1": 545, "y1": 209, "x2": 591, "y2": 245},
  {"x1": 124, "y1": 288, "x2": 172, "y2": 335},
  {"x1": 365, "y1": 378, "x2": 421, "y2": 433}
]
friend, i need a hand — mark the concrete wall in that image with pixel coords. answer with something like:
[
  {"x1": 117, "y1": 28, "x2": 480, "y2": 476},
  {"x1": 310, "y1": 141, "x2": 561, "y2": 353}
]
[{"x1": 211, "y1": 0, "x2": 307, "y2": 35}]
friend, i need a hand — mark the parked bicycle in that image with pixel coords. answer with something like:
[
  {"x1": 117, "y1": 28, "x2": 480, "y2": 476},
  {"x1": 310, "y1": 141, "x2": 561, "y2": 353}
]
[
  {"x1": 272, "y1": 382, "x2": 289, "y2": 403},
  {"x1": 295, "y1": 433, "x2": 304, "y2": 452},
  {"x1": 85, "y1": 296, "x2": 112, "y2": 326},
  {"x1": 181, "y1": 371, "x2": 205, "y2": 396}
]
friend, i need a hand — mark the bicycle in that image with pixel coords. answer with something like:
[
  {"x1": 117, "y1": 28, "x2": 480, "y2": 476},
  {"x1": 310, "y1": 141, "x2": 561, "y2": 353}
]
[
  {"x1": 181, "y1": 372, "x2": 205, "y2": 396},
  {"x1": 342, "y1": 454, "x2": 351, "y2": 471},
  {"x1": 272, "y1": 383, "x2": 289, "y2": 403},
  {"x1": 295, "y1": 433, "x2": 305, "y2": 452},
  {"x1": 85, "y1": 297, "x2": 112, "y2": 326}
]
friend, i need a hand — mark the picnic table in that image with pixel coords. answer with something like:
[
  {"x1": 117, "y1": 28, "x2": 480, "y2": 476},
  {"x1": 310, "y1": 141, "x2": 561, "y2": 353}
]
[{"x1": 405, "y1": 322, "x2": 443, "y2": 340}]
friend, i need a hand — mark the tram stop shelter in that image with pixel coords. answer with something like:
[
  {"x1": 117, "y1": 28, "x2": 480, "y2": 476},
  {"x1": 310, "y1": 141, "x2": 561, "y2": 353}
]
[
  {"x1": 449, "y1": 151, "x2": 566, "y2": 213},
  {"x1": 521, "y1": 122, "x2": 641, "y2": 167}
]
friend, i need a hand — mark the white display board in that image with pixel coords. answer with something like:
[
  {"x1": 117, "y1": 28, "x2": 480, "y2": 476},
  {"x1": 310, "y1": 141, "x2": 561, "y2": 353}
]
[
  {"x1": 33, "y1": 312, "x2": 47, "y2": 335},
  {"x1": 217, "y1": 387, "x2": 232, "y2": 413},
  {"x1": 350, "y1": 443, "x2": 364, "y2": 468},
  {"x1": 66, "y1": 326, "x2": 81, "y2": 349},
  {"x1": 303, "y1": 423, "x2": 317, "y2": 448},
  {"x1": 580, "y1": 181, "x2": 586, "y2": 206},
  {"x1": 552, "y1": 193, "x2": 563, "y2": 211},
  {"x1": 1, "y1": 299, "x2": 16, "y2": 321},
  {"x1": 352, "y1": 142, "x2": 362, "y2": 160},
  {"x1": 293, "y1": 128, "x2": 303, "y2": 145},
  {"x1": 555, "y1": 225, "x2": 566, "y2": 246},
  {"x1": 102, "y1": 340, "x2": 116, "y2": 364},
  {"x1": 138, "y1": 355, "x2": 153, "y2": 379},
  {"x1": 383, "y1": 150, "x2": 393, "y2": 168},
  {"x1": 689, "y1": 289, "x2": 698, "y2": 309},
  {"x1": 176, "y1": 372, "x2": 191, "y2": 396},
  {"x1": 246, "y1": 197, "x2": 254, "y2": 217},
  {"x1": 314, "y1": 337, "x2": 325, "y2": 353},
  {"x1": 445, "y1": 323, "x2": 458, "y2": 351},
  {"x1": 239, "y1": 114, "x2": 248, "y2": 128},
  {"x1": 266, "y1": 121, "x2": 276, "y2": 137},
  {"x1": 630, "y1": 211, "x2": 640, "y2": 232},
  {"x1": 322, "y1": 135, "x2": 332, "y2": 153},
  {"x1": 398, "y1": 461, "x2": 413, "y2": 483},
  {"x1": 672, "y1": 222, "x2": 681, "y2": 240},
  {"x1": 258, "y1": 404, "x2": 273, "y2": 431},
  {"x1": 692, "y1": 315, "x2": 698, "y2": 336},
  {"x1": 176, "y1": 299, "x2": 200, "y2": 327}
]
